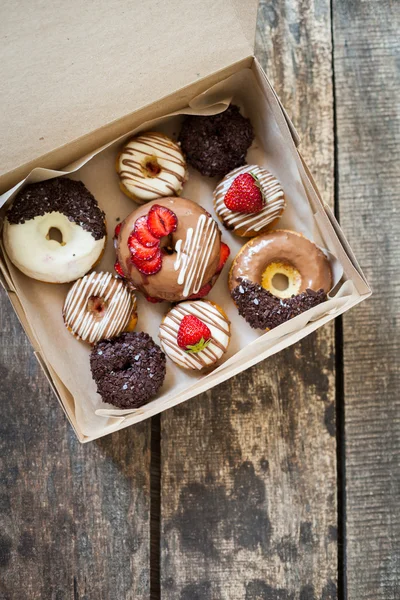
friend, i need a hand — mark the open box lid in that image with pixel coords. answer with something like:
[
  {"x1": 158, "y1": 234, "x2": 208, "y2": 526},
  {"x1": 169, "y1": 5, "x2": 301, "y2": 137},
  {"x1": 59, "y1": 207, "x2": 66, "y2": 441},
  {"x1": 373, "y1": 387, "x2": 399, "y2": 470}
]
[{"x1": 0, "y1": 0, "x2": 258, "y2": 193}]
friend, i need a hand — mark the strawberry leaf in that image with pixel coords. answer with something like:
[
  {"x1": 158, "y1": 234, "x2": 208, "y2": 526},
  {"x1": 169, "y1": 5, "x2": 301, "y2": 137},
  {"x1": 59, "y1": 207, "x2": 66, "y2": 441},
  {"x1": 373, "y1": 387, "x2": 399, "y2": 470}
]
[{"x1": 185, "y1": 337, "x2": 211, "y2": 354}]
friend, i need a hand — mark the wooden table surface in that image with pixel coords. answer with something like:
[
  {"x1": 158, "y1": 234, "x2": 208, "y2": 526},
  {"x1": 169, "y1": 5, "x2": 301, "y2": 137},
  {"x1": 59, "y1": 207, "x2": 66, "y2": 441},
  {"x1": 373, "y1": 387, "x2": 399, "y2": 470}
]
[{"x1": 1, "y1": 1, "x2": 399, "y2": 599}]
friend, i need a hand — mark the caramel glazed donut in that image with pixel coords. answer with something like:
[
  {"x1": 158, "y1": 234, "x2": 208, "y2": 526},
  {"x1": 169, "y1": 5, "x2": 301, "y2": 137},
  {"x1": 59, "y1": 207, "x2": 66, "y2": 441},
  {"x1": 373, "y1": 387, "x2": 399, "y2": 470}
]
[
  {"x1": 229, "y1": 230, "x2": 332, "y2": 330},
  {"x1": 116, "y1": 197, "x2": 222, "y2": 303},
  {"x1": 117, "y1": 132, "x2": 188, "y2": 204}
]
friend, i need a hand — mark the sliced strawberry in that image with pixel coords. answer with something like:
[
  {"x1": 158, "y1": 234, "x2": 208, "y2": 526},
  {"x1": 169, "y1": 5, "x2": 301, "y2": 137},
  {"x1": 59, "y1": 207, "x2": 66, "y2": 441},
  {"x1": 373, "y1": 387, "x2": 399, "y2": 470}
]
[
  {"x1": 187, "y1": 282, "x2": 212, "y2": 300},
  {"x1": 147, "y1": 204, "x2": 178, "y2": 238},
  {"x1": 114, "y1": 260, "x2": 125, "y2": 278},
  {"x1": 128, "y1": 233, "x2": 160, "y2": 261},
  {"x1": 134, "y1": 216, "x2": 160, "y2": 247},
  {"x1": 114, "y1": 222, "x2": 122, "y2": 237},
  {"x1": 216, "y1": 242, "x2": 230, "y2": 273},
  {"x1": 132, "y1": 250, "x2": 162, "y2": 275},
  {"x1": 145, "y1": 295, "x2": 164, "y2": 303}
]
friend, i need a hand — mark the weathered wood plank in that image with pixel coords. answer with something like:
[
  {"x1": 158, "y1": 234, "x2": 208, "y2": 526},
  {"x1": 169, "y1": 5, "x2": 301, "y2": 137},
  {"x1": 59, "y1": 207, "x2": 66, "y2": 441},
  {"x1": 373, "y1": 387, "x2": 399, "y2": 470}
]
[
  {"x1": 160, "y1": 1, "x2": 337, "y2": 598},
  {"x1": 0, "y1": 288, "x2": 151, "y2": 600},
  {"x1": 333, "y1": 1, "x2": 400, "y2": 598}
]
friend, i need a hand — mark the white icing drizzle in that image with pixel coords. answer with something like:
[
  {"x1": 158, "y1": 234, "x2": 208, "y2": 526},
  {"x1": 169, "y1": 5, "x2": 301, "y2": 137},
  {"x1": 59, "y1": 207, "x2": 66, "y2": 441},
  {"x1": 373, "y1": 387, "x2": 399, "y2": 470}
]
[
  {"x1": 173, "y1": 215, "x2": 218, "y2": 297},
  {"x1": 159, "y1": 300, "x2": 230, "y2": 370},
  {"x1": 214, "y1": 164, "x2": 285, "y2": 234},
  {"x1": 118, "y1": 132, "x2": 187, "y2": 201},
  {"x1": 63, "y1": 271, "x2": 136, "y2": 344}
]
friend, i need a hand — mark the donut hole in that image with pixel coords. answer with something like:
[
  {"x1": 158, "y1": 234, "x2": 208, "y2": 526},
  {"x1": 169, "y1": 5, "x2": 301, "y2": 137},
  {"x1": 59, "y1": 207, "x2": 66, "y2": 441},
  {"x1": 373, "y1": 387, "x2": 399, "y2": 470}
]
[
  {"x1": 271, "y1": 273, "x2": 289, "y2": 291},
  {"x1": 46, "y1": 227, "x2": 65, "y2": 246},
  {"x1": 87, "y1": 295, "x2": 108, "y2": 320},
  {"x1": 160, "y1": 235, "x2": 175, "y2": 255},
  {"x1": 261, "y1": 261, "x2": 302, "y2": 299},
  {"x1": 142, "y1": 155, "x2": 161, "y2": 178}
]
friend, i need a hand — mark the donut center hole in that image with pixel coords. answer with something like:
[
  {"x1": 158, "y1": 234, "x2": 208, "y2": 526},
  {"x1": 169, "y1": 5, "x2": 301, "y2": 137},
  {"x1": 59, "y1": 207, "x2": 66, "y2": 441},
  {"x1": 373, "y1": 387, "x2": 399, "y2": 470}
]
[
  {"x1": 271, "y1": 273, "x2": 289, "y2": 291},
  {"x1": 46, "y1": 227, "x2": 65, "y2": 246},
  {"x1": 87, "y1": 296, "x2": 108, "y2": 320},
  {"x1": 160, "y1": 235, "x2": 175, "y2": 255},
  {"x1": 142, "y1": 156, "x2": 161, "y2": 177},
  {"x1": 261, "y1": 262, "x2": 301, "y2": 299}
]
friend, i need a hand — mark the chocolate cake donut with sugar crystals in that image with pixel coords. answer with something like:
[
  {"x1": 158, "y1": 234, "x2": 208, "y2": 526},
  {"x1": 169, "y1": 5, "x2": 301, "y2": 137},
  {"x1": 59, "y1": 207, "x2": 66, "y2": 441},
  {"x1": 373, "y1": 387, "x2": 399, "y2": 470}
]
[
  {"x1": 3, "y1": 177, "x2": 106, "y2": 283},
  {"x1": 229, "y1": 230, "x2": 332, "y2": 330},
  {"x1": 90, "y1": 332, "x2": 166, "y2": 409},
  {"x1": 114, "y1": 197, "x2": 228, "y2": 303}
]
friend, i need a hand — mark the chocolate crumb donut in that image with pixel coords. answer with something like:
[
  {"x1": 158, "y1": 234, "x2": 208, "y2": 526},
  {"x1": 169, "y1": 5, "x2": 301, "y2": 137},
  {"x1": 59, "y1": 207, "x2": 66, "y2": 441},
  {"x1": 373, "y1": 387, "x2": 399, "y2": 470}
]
[
  {"x1": 90, "y1": 332, "x2": 166, "y2": 409},
  {"x1": 179, "y1": 105, "x2": 254, "y2": 178},
  {"x1": 232, "y1": 279, "x2": 327, "y2": 330}
]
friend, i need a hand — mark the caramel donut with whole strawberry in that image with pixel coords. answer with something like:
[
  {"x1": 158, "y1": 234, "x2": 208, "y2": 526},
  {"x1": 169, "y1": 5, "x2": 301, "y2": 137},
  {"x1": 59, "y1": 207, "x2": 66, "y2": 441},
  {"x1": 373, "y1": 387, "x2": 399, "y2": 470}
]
[
  {"x1": 213, "y1": 165, "x2": 285, "y2": 238},
  {"x1": 115, "y1": 198, "x2": 229, "y2": 303}
]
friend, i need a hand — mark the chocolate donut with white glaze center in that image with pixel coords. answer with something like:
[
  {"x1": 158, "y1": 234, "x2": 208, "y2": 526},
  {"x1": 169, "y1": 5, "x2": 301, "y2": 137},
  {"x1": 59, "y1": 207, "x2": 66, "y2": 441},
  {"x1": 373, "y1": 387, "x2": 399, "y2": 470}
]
[{"x1": 116, "y1": 197, "x2": 221, "y2": 302}]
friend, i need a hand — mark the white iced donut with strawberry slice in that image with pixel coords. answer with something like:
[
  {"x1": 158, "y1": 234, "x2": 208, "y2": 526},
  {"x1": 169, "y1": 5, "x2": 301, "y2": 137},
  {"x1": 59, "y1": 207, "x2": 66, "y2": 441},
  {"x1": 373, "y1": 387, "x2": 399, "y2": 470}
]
[
  {"x1": 213, "y1": 164, "x2": 285, "y2": 238},
  {"x1": 159, "y1": 300, "x2": 231, "y2": 370}
]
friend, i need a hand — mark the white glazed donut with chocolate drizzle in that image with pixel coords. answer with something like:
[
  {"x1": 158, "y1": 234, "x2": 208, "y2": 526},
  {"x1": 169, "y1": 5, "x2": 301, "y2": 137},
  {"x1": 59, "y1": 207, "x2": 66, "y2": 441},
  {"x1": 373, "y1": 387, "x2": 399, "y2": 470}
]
[
  {"x1": 63, "y1": 271, "x2": 138, "y2": 345},
  {"x1": 117, "y1": 132, "x2": 188, "y2": 204},
  {"x1": 159, "y1": 300, "x2": 231, "y2": 370},
  {"x1": 213, "y1": 164, "x2": 285, "y2": 237}
]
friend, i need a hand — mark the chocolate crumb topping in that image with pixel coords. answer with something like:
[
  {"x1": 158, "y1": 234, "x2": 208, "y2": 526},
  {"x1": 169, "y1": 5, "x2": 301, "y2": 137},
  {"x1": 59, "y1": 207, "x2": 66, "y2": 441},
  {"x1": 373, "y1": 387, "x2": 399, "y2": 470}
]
[
  {"x1": 7, "y1": 178, "x2": 106, "y2": 240},
  {"x1": 231, "y1": 279, "x2": 327, "y2": 330},
  {"x1": 179, "y1": 104, "x2": 254, "y2": 178},
  {"x1": 90, "y1": 331, "x2": 166, "y2": 409}
]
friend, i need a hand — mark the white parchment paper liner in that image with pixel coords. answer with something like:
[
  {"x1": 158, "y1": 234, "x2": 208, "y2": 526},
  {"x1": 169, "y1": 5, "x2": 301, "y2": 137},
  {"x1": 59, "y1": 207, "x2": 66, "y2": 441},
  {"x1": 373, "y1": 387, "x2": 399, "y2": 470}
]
[{"x1": 0, "y1": 69, "x2": 355, "y2": 437}]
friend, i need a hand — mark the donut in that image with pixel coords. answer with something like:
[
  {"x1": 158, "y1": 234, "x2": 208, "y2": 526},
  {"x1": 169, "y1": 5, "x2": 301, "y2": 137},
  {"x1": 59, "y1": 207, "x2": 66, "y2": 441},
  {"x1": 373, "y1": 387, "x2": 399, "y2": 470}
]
[
  {"x1": 213, "y1": 165, "x2": 285, "y2": 237},
  {"x1": 63, "y1": 271, "x2": 138, "y2": 345},
  {"x1": 90, "y1": 332, "x2": 166, "y2": 409},
  {"x1": 117, "y1": 132, "x2": 187, "y2": 204},
  {"x1": 3, "y1": 178, "x2": 106, "y2": 284},
  {"x1": 159, "y1": 300, "x2": 231, "y2": 370},
  {"x1": 179, "y1": 104, "x2": 254, "y2": 178},
  {"x1": 229, "y1": 230, "x2": 332, "y2": 330},
  {"x1": 115, "y1": 197, "x2": 223, "y2": 303}
]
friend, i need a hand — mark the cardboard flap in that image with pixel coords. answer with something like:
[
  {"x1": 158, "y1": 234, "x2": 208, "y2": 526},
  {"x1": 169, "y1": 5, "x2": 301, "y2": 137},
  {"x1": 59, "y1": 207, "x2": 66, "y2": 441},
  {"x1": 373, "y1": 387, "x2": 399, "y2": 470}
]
[{"x1": 0, "y1": 0, "x2": 254, "y2": 188}]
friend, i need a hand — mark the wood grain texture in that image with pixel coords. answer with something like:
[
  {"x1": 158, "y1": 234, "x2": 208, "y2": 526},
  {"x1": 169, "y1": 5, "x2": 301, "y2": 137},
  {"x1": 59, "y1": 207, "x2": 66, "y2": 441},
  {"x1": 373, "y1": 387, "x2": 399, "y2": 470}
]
[
  {"x1": 333, "y1": 1, "x2": 400, "y2": 598},
  {"x1": 160, "y1": 1, "x2": 337, "y2": 598},
  {"x1": 0, "y1": 288, "x2": 151, "y2": 600}
]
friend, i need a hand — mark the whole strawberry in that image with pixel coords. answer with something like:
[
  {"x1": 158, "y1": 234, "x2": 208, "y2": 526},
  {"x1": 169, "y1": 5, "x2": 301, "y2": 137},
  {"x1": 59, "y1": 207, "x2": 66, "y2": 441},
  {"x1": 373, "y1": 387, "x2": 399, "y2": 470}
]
[
  {"x1": 224, "y1": 172, "x2": 264, "y2": 213},
  {"x1": 177, "y1": 315, "x2": 212, "y2": 353}
]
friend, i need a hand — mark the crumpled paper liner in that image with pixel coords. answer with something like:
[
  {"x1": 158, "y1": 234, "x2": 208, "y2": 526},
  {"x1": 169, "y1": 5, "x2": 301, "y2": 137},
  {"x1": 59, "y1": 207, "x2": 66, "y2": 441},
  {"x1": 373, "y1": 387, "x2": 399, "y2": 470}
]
[{"x1": 0, "y1": 69, "x2": 361, "y2": 438}]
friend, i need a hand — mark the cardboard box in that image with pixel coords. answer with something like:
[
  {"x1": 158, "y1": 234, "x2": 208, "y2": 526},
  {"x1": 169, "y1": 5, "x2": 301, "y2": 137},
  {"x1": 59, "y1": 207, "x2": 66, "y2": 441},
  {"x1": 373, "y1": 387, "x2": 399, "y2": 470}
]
[{"x1": 0, "y1": 1, "x2": 370, "y2": 442}]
